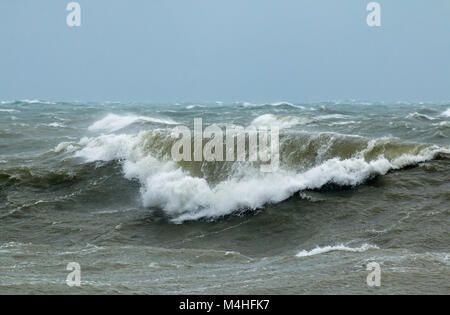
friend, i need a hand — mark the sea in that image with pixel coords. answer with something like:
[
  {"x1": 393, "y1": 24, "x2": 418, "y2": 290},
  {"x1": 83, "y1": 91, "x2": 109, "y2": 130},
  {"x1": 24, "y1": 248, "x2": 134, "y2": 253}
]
[{"x1": 0, "y1": 100, "x2": 449, "y2": 294}]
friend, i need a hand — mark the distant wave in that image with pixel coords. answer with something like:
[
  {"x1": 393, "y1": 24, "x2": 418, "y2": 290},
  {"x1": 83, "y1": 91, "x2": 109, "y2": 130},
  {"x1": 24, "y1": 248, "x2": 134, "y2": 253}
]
[
  {"x1": 442, "y1": 109, "x2": 450, "y2": 117},
  {"x1": 21, "y1": 99, "x2": 43, "y2": 104},
  {"x1": 0, "y1": 109, "x2": 19, "y2": 113},
  {"x1": 406, "y1": 112, "x2": 436, "y2": 121},
  {"x1": 88, "y1": 113, "x2": 178, "y2": 132},
  {"x1": 317, "y1": 114, "x2": 351, "y2": 120},
  {"x1": 242, "y1": 102, "x2": 306, "y2": 109},
  {"x1": 43, "y1": 122, "x2": 66, "y2": 128},
  {"x1": 433, "y1": 121, "x2": 450, "y2": 129},
  {"x1": 296, "y1": 244, "x2": 379, "y2": 258},
  {"x1": 185, "y1": 105, "x2": 206, "y2": 110},
  {"x1": 1, "y1": 100, "x2": 56, "y2": 105},
  {"x1": 20, "y1": 99, "x2": 56, "y2": 105},
  {"x1": 251, "y1": 114, "x2": 313, "y2": 129},
  {"x1": 327, "y1": 121, "x2": 359, "y2": 126}
]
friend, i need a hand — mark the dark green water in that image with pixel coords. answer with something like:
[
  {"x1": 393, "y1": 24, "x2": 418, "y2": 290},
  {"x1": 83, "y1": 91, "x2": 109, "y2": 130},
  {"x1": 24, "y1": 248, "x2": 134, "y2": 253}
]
[{"x1": 0, "y1": 100, "x2": 449, "y2": 294}]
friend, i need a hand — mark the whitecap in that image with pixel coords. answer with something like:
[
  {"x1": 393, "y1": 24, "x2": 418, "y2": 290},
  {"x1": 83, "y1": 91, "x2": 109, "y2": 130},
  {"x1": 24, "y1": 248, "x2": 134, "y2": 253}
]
[
  {"x1": 0, "y1": 109, "x2": 19, "y2": 113},
  {"x1": 54, "y1": 142, "x2": 78, "y2": 153},
  {"x1": 251, "y1": 114, "x2": 313, "y2": 129},
  {"x1": 432, "y1": 121, "x2": 450, "y2": 128},
  {"x1": 317, "y1": 114, "x2": 350, "y2": 120},
  {"x1": 406, "y1": 112, "x2": 436, "y2": 120},
  {"x1": 20, "y1": 99, "x2": 56, "y2": 105},
  {"x1": 327, "y1": 121, "x2": 359, "y2": 126},
  {"x1": 185, "y1": 105, "x2": 205, "y2": 110},
  {"x1": 442, "y1": 109, "x2": 450, "y2": 117},
  {"x1": 296, "y1": 244, "x2": 379, "y2": 258},
  {"x1": 88, "y1": 113, "x2": 177, "y2": 133},
  {"x1": 44, "y1": 122, "x2": 66, "y2": 128},
  {"x1": 243, "y1": 102, "x2": 305, "y2": 109}
]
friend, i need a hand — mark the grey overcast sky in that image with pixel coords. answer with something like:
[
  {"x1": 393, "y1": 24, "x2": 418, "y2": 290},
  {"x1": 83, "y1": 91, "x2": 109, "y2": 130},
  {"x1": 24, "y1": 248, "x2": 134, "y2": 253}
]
[{"x1": 1, "y1": 0, "x2": 449, "y2": 102}]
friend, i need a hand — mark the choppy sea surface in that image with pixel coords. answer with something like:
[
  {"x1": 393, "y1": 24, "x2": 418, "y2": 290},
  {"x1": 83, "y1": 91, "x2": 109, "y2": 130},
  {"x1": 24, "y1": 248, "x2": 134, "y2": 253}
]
[{"x1": 0, "y1": 100, "x2": 449, "y2": 294}]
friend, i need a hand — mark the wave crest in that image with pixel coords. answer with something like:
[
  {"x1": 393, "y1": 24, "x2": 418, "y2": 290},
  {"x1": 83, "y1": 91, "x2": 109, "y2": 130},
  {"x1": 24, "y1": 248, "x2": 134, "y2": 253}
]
[
  {"x1": 88, "y1": 114, "x2": 177, "y2": 133},
  {"x1": 442, "y1": 109, "x2": 450, "y2": 117},
  {"x1": 296, "y1": 244, "x2": 379, "y2": 258},
  {"x1": 62, "y1": 128, "x2": 450, "y2": 222},
  {"x1": 251, "y1": 114, "x2": 313, "y2": 129}
]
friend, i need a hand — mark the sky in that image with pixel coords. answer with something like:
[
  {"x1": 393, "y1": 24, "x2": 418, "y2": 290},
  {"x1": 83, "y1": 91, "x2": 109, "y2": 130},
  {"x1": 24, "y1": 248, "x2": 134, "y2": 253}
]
[{"x1": 1, "y1": 0, "x2": 449, "y2": 102}]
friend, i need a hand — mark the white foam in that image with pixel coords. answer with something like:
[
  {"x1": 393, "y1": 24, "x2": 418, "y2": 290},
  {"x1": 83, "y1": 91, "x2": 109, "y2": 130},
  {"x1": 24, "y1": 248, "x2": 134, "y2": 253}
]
[
  {"x1": 0, "y1": 109, "x2": 19, "y2": 113},
  {"x1": 433, "y1": 121, "x2": 450, "y2": 129},
  {"x1": 54, "y1": 142, "x2": 78, "y2": 153},
  {"x1": 270, "y1": 101, "x2": 294, "y2": 107},
  {"x1": 296, "y1": 244, "x2": 379, "y2": 258},
  {"x1": 74, "y1": 134, "x2": 138, "y2": 161},
  {"x1": 88, "y1": 113, "x2": 177, "y2": 133},
  {"x1": 20, "y1": 99, "x2": 55, "y2": 105},
  {"x1": 406, "y1": 112, "x2": 435, "y2": 120},
  {"x1": 251, "y1": 114, "x2": 313, "y2": 129},
  {"x1": 442, "y1": 109, "x2": 450, "y2": 117},
  {"x1": 317, "y1": 114, "x2": 350, "y2": 120},
  {"x1": 44, "y1": 122, "x2": 66, "y2": 128},
  {"x1": 243, "y1": 102, "x2": 305, "y2": 109},
  {"x1": 185, "y1": 105, "x2": 205, "y2": 110},
  {"x1": 327, "y1": 121, "x2": 359, "y2": 126},
  {"x1": 12, "y1": 123, "x2": 29, "y2": 127},
  {"x1": 71, "y1": 132, "x2": 448, "y2": 223},
  {"x1": 22, "y1": 99, "x2": 41, "y2": 104}
]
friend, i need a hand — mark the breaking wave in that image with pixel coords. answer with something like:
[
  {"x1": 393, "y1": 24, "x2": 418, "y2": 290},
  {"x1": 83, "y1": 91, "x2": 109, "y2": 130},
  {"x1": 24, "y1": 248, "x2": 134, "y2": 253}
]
[
  {"x1": 43, "y1": 122, "x2": 66, "y2": 128},
  {"x1": 185, "y1": 105, "x2": 206, "y2": 110},
  {"x1": 442, "y1": 109, "x2": 450, "y2": 117},
  {"x1": 0, "y1": 109, "x2": 20, "y2": 113},
  {"x1": 406, "y1": 112, "x2": 436, "y2": 121},
  {"x1": 296, "y1": 244, "x2": 379, "y2": 258},
  {"x1": 88, "y1": 113, "x2": 177, "y2": 133},
  {"x1": 54, "y1": 115, "x2": 450, "y2": 222},
  {"x1": 242, "y1": 102, "x2": 306, "y2": 109},
  {"x1": 251, "y1": 114, "x2": 313, "y2": 129}
]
